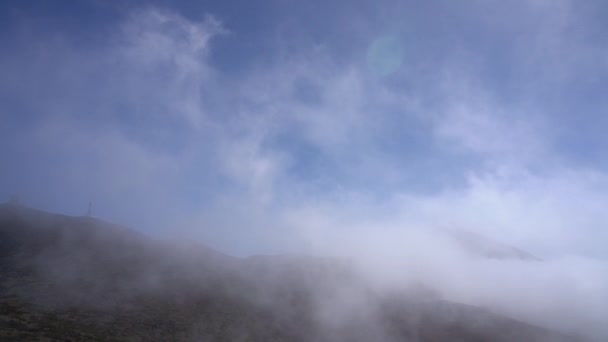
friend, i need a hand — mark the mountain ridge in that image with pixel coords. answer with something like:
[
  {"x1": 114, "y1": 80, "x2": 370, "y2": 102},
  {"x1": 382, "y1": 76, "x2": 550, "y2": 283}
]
[{"x1": 0, "y1": 203, "x2": 587, "y2": 341}]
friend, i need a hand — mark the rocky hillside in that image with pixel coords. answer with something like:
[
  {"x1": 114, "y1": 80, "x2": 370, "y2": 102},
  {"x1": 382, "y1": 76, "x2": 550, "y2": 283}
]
[{"x1": 0, "y1": 203, "x2": 585, "y2": 341}]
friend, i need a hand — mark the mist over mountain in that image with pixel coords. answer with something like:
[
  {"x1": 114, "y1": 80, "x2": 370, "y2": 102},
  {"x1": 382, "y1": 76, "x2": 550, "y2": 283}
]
[
  {"x1": 438, "y1": 229, "x2": 540, "y2": 261},
  {"x1": 0, "y1": 203, "x2": 590, "y2": 341},
  {"x1": 2, "y1": 0, "x2": 608, "y2": 341}
]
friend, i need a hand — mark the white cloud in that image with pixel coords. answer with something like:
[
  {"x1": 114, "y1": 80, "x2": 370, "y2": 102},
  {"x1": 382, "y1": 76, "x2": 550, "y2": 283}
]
[{"x1": 3, "y1": 4, "x2": 608, "y2": 338}]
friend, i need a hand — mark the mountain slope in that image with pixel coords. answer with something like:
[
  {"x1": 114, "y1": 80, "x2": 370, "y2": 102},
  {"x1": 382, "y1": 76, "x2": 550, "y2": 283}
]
[
  {"x1": 0, "y1": 204, "x2": 585, "y2": 341},
  {"x1": 439, "y1": 228, "x2": 540, "y2": 260}
]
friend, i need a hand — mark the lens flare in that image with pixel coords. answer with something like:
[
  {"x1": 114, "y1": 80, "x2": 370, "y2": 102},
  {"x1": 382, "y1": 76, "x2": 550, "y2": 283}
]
[{"x1": 367, "y1": 35, "x2": 404, "y2": 77}]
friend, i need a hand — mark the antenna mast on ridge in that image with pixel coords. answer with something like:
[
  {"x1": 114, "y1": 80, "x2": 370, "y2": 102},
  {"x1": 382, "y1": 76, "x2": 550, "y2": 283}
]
[{"x1": 87, "y1": 201, "x2": 92, "y2": 217}]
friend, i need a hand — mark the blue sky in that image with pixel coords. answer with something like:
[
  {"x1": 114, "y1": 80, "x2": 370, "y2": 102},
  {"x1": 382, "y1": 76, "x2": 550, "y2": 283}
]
[{"x1": 2, "y1": 0, "x2": 608, "y2": 258}]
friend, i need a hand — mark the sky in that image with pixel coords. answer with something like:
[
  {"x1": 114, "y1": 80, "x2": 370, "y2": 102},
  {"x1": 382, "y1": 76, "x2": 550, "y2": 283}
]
[
  {"x1": 1, "y1": 0, "x2": 608, "y2": 259},
  {"x1": 4, "y1": 2, "x2": 608, "y2": 338}
]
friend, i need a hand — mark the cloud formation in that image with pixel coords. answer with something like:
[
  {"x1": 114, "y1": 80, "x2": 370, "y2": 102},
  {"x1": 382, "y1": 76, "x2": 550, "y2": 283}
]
[{"x1": 1, "y1": 1, "x2": 608, "y2": 339}]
